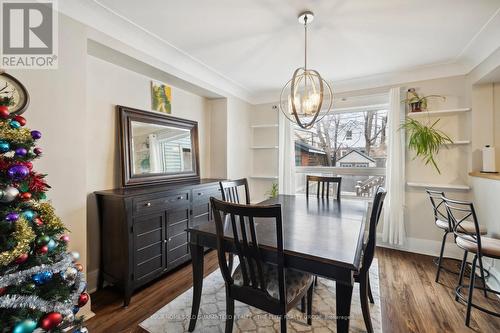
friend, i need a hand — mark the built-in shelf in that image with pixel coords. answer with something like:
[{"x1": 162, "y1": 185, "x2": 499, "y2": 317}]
[
  {"x1": 406, "y1": 182, "x2": 470, "y2": 191},
  {"x1": 469, "y1": 171, "x2": 500, "y2": 181},
  {"x1": 250, "y1": 175, "x2": 278, "y2": 180},
  {"x1": 251, "y1": 146, "x2": 278, "y2": 149},
  {"x1": 251, "y1": 124, "x2": 279, "y2": 128},
  {"x1": 444, "y1": 140, "x2": 471, "y2": 145},
  {"x1": 407, "y1": 108, "x2": 471, "y2": 118}
]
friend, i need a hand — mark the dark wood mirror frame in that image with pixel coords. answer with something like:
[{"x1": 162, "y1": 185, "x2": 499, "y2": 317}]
[{"x1": 118, "y1": 105, "x2": 200, "y2": 187}]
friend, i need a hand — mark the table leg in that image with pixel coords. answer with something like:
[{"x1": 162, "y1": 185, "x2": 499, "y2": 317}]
[
  {"x1": 188, "y1": 243, "x2": 204, "y2": 332},
  {"x1": 336, "y1": 281, "x2": 353, "y2": 333}
]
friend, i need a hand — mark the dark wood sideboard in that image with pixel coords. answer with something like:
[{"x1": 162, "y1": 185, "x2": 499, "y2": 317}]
[{"x1": 94, "y1": 179, "x2": 223, "y2": 306}]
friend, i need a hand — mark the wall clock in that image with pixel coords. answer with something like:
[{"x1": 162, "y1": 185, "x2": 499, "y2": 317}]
[{"x1": 0, "y1": 71, "x2": 30, "y2": 116}]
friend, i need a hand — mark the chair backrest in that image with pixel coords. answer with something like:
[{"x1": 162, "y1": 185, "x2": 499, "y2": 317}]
[
  {"x1": 442, "y1": 197, "x2": 482, "y2": 253},
  {"x1": 220, "y1": 178, "x2": 250, "y2": 204},
  {"x1": 361, "y1": 187, "x2": 387, "y2": 273},
  {"x1": 306, "y1": 175, "x2": 342, "y2": 200},
  {"x1": 210, "y1": 197, "x2": 286, "y2": 303},
  {"x1": 426, "y1": 189, "x2": 449, "y2": 229}
]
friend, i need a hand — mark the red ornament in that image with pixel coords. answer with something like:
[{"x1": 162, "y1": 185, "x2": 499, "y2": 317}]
[
  {"x1": 20, "y1": 192, "x2": 32, "y2": 201},
  {"x1": 0, "y1": 287, "x2": 7, "y2": 296},
  {"x1": 0, "y1": 106, "x2": 9, "y2": 119},
  {"x1": 40, "y1": 312, "x2": 63, "y2": 330},
  {"x1": 25, "y1": 162, "x2": 33, "y2": 170},
  {"x1": 75, "y1": 263, "x2": 84, "y2": 272},
  {"x1": 13, "y1": 115, "x2": 26, "y2": 126},
  {"x1": 37, "y1": 245, "x2": 48, "y2": 255},
  {"x1": 34, "y1": 217, "x2": 43, "y2": 226},
  {"x1": 14, "y1": 253, "x2": 29, "y2": 264},
  {"x1": 78, "y1": 292, "x2": 89, "y2": 307}
]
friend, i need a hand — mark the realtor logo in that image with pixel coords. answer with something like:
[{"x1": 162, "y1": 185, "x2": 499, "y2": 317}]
[{"x1": 1, "y1": 0, "x2": 58, "y2": 69}]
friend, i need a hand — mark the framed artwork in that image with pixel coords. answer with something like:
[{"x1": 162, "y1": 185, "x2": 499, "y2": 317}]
[{"x1": 151, "y1": 81, "x2": 172, "y2": 114}]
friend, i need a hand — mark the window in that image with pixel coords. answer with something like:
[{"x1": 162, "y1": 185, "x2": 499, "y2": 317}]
[{"x1": 293, "y1": 108, "x2": 387, "y2": 198}]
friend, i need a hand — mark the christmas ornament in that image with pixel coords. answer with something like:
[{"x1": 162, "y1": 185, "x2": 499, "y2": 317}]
[
  {"x1": 0, "y1": 106, "x2": 10, "y2": 119},
  {"x1": 70, "y1": 251, "x2": 80, "y2": 262},
  {"x1": 5, "y1": 212, "x2": 20, "y2": 222},
  {"x1": 32, "y1": 271, "x2": 53, "y2": 285},
  {"x1": 75, "y1": 328, "x2": 89, "y2": 333},
  {"x1": 15, "y1": 147, "x2": 28, "y2": 157},
  {"x1": 10, "y1": 120, "x2": 21, "y2": 129},
  {"x1": 40, "y1": 312, "x2": 63, "y2": 330},
  {"x1": 0, "y1": 140, "x2": 10, "y2": 152},
  {"x1": 7, "y1": 165, "x2": 30, "y2": 181},
  {"x1": 78, "y1": 292, "x2": 89, "y2": 307},
  {"x1": 0, "y1": 186, "x2": 19, "y2": 202},
  {"x1": 60, "y1": 267, "x2": 78, "y2": 282},
  {"x1": 12, "y1": 319, "x2": 37, "y2": 333},
  {"x1": 22, "y1": 210, "x2": 35, "y2": 221},
  {"x1": 14, "y1": 115, "x2": 26, "y2": 126},
  {"x1": 72, "y1": 305, "x2": 80, "y2": 314},
  {"x1": 75, "y1": 263, "x2": 83, "y2": 272},
  {"x1": 0, "y1": 218, "x2": 35, "y2": 266},
  {"x1": 37, "y1": 245, "x2": 48, "y2": 255},
  {"x1": 33, "y1": 147, "x2": 42, "y2": 155},
  {"x1": 20, "y1": 192, "x2": 32, "y2": 201},
  {"x1": 60, "y1": 235, "x2": 70, "y2": 243},
  {"x1": 25, "y1": 161, "x2": 33, "y2": 170},
  {"x1": 0, "y1": 287, "x2": 6, "y2": 296},
  {"x1": 30, "y1": 130, "x2": 42, "y2": 140},
  {"x1": 47, "y1": 239, "x2": 57, "y2": 251},
  {"x1": 34, "y1": 217, "x2": 43, "y2": 226},
  {"x1": 36, "y1": 235, "x2": 50, "y2": 245},
  {"x1": 14, "y1": 253, "x2": 29, "y2": 264},
  {"x1": 22, "y1": 283, "x2": 36, "y2": 293}
]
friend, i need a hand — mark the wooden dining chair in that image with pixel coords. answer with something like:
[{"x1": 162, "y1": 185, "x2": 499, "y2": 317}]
[
  {"x1": 220, "y1": 178, "x2": 250, "y2": 204},
  {"x1": 210, "y1": 197, "x2": 314, "y2": 333},
  {"x1": 306, "y1": 175, "x2": 342, "y2": 201},
  {"x1": 354, "y1": 187, "x2": 386, "y2": 333},
  {"x1": 442, "y1": 197, "x2": 500, "y2": 327}
]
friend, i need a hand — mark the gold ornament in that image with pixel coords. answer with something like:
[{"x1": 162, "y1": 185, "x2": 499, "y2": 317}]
[
  {"x1": 0, "y1": 121, "x2": 33, "y2": 144},
  {"x1": 0, "y1": 218, "x2": 35, "y2": 267},
  {"x1": 34, "y1": 202, "x2": 65, "y2": 233}
]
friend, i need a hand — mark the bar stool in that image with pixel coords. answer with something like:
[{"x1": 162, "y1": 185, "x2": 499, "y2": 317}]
[
  {"x1": 442, "y1": 197, "x2": 500, "y2": 327},
  {"x1": 426, "y1": 190, "x2": 487, "y2": 283}
]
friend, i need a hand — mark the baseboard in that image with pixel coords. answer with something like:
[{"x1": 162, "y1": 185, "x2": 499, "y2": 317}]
[{"x1": 87, "y1": 269, "x2": 99, "y2": 294}]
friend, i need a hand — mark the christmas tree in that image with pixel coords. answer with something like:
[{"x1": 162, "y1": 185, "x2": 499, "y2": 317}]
[{"x1": 0, "y1": 94, "x2": 88, "y2": 332}]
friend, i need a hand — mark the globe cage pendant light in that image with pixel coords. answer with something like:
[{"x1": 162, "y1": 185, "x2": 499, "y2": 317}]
[{"x1": 279, "y1": 11, "x2": 333, "y2": 130}]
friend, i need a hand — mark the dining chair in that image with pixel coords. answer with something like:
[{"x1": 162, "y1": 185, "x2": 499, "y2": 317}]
[
  {"x1": 354, "y1": 187, "x2": 386, "y2": 333},
  {"x1": 219, "y1": 179, "x2": 251, "y2": 274},
  {"x1": 220, "y1": 178, "x2": 250, "y2": 204},
  {"x1": 426, "y1": 190, "x2": 488, "y2": 283},
  {"x1": 210, "y1": 197, "x2": 314, "y2": 333},
  {"x1": 442, "y1": 197, "x2": 500, "y2": 327},
  {"x1": 306, "y1": 175, "x2": 341, "y2": 201}
]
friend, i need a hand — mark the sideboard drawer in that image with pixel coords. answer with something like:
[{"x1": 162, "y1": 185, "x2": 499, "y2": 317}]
[{"x1": 134, "y1": 191, "x2": 189, "y2": 215}]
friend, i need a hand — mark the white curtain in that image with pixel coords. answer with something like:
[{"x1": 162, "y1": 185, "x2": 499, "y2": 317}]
[
  {"x1": 278, "y1": 111, "x2": 296, "y2": 195},
  {"x1": 148, "y1": 134, "x2": 162, "y2": 173},
  {"x1": 382, "y1": 87, "x2": 406, "y2": 245}
]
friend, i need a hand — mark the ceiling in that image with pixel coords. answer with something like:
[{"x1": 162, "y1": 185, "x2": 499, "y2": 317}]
[{"x1": 91, "y1": 0, "x2": 500, "y2": 98}]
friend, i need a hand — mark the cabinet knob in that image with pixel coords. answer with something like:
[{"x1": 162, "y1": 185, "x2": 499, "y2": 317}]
[
  {"x1": 168, "y1": 237, "x2": 172, "y2": 242},
  {"x1": 164, "y1": 239, "x2": 168, "y2": 243},
  {"x1": 198, "y1": 192, "x2": 203, "y2": 196},
  {"x1": 145, "y1": 202, "x2": 151, "y2": 207},
  {"x1": 177, "y1": 196, "x2": 183, "y2": 200}
]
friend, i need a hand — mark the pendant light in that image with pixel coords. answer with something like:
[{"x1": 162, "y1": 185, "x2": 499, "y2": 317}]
[{"x1": 279, "y1": 11, "x2": 333, "y2": 129}]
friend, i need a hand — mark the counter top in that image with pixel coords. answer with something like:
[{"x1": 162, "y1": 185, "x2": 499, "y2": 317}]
[{"x1": 469, "y1": 171, "x2": 500, "y2": 181}]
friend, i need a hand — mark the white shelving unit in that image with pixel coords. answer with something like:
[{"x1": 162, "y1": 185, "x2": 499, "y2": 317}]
[
  {"x1": 406, "y1": 182, "x2": 471, "y2": 191},
  {"x1": 407, "y1": 108, "x2": 471, "y2": 118},
  {"x1": 250, "y1": 124, "x2": 279, "y2": 129},
  {"x1": 250, "y1": 175, "x2": 279, "y2": 180},
  {"x1": 250, "y1": 122, "x2": 279, "y2": 182},
  {"x1": 251, "y1": 146, "x2": 279, "y2": 149},
  {"x1": 444, "y1": 140, "x2": 471, "y2": 145}
]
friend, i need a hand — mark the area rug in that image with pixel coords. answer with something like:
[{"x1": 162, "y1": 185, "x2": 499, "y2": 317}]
[{"x1": 140, "y1": 259, "x2": 382, "y2": 332}]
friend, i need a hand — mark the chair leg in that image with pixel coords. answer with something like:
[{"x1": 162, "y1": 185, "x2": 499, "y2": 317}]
[
  {"x1": 301, "y1": 297, "x2": 306, "y2": 313},
  {"x1": 359, "y1": 273, "x2": 374, "y2": 333},
  {"x1": 307, "y1": 283, "x2": 314, "y2": 325},
  {"x1": 477, "y1": 255, "x2": 488, "y2": 298},
  {"x1": 435, "y1": 231, "x2": 449, "y2": 283},
  {"x1": 465, "y1": 255, "x2": 477, "y2": 327},
  {"x1": 314, "y1": 275, "x2": 318, "y2": 286},
  {"x1": 225, "y1": 296, "x2": 234, "y2": 333},
  {"x1": 456, "y1": 250, "x2": 468, "y2": 302},
  {"x1": 280, "y1": 315, "x2": 287, "y2": 333},
  {"x1": 228, "y1": 253, "x2": 234, "y2": 274},
  {"x1": 367, "y1": 274, "x2": 374, "y2": 304}
]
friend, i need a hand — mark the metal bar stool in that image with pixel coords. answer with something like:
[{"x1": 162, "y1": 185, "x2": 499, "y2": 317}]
[{"x1": 443, "y1": 197, "x2": 500, "y2": 327}]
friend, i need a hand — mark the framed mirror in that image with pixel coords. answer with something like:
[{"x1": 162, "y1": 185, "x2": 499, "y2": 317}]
[{"x1": 118, "y1": 106, "x2": 200, "y2": 186}]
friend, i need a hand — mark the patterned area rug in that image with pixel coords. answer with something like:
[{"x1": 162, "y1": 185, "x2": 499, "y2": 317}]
[{"x1": 140, "y1": 260, "x2": 382, "y2": 332}]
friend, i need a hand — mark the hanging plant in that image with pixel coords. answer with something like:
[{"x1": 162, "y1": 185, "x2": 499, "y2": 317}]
[
  {"x1": 400, "y1": 118, "x2": 452, "y2": 174},
  {"x1": 401, "y1": 88, "x2": 446, "y2": 112}
]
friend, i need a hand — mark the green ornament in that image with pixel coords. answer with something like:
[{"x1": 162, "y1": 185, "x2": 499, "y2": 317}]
[
  {"x1": 12, "y1": 319, "x2": 37, "y2": 333},
  {"x1": 36, "y1": 235, "x2": 50, "y2": 246}
]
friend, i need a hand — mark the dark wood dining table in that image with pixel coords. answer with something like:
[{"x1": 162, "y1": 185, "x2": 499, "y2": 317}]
[{"x1": 187, "y1": 194, "x2": 368, "y2": 333}]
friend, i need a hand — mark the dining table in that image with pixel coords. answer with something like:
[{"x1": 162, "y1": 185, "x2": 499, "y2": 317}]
[{"x1": 187, "y1": 194, "x2": 369, "y2": 333}]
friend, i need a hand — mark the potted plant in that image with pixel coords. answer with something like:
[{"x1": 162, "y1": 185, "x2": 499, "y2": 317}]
[
  {"x1": 266, "y1": 183, "x2": 279, "y2": 198},
  {"x1": 402, "y1": 88, "x2": 446, "y2": 112},
  {"x1": 400, "y1": 118, "x2": 452, "y2": 174}
]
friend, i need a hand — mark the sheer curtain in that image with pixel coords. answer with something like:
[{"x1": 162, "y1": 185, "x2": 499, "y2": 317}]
[
  {"x1": 278, "y1": 111, "x2": 296, "y2": 195},
  {"x1": 382, "y1": 87, "x2": 406, "y2": 245}
]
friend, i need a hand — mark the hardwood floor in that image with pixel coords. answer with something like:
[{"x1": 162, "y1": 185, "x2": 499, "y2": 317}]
[{"x1": 85, "y1": 248, "x2": 500, "y2": 333}]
